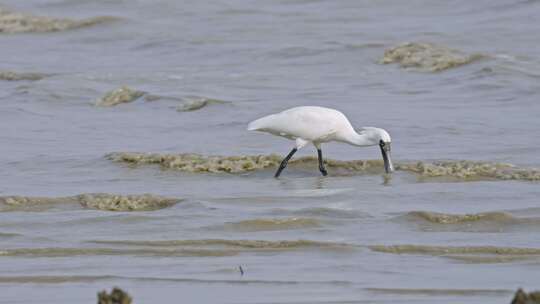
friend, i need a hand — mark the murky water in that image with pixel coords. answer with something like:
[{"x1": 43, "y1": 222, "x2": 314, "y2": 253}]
[{"x1": 1, "y1": 0, "x2": 540, "y2": 303}]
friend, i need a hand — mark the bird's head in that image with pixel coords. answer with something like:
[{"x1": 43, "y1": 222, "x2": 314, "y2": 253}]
[{"x1": 357, "y1": 127, "x2": 394, "y2": 174}]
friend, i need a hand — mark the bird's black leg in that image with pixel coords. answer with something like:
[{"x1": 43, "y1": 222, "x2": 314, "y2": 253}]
[
  {"x1": 317, "y1": 148, "x2": 328, "y2": 176},
  {"x1": 275, "y1": 148, "x2": 297, "y2": 178}
]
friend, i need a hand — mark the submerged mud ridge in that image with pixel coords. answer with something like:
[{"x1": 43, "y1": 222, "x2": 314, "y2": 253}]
[
  {"x1": 107, "y1": 152, "x2": 540, "y2": 181},
  {"x1": 95, "y1": 86, "x2": 146, "y2": 107},
  {"x1": 380, "y1": 42, "x2": 484, "y2": 72},
  {"x1": 0, "y1": 193, "x2": 180, "y2": 212},
  {"x1": 0, "y1": 70, "x2": 47, "y2": 81},
  {"x1": 0, "y1": 7, "x2": 117, "y2": 34}
]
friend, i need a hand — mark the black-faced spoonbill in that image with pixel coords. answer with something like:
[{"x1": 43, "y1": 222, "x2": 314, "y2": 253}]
[{"x1": 247, "y1": 106, "x2": 393, "y2": 177}]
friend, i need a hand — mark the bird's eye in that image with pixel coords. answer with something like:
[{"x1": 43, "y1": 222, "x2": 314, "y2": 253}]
[{"x1": 379, "y1": 140, "x2": 385, "y2": 147}]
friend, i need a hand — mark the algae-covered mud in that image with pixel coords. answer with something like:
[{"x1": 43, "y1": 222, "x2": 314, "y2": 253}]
[
  {"x1": 2, "y1": 0, "x2": 540, "y2": 303},
  {"x1": 0, "y1": 193, "x2": 180, "y2": 211},
  {"x1": 0, "y1": 70, "x2": 47, "y2": 81},
  {"x1": 380, "y1": 42, "x2": 485, "y2": 72},
  {"x1": 107, "y1": 152, "x2": 540, "y2": 181},
  {"x1": 0, "y1": 6, "x2": 117, "y2": 34}
]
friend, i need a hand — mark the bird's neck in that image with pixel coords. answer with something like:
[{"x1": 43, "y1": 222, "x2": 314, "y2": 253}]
[{"x1": 343, "y1": 129, "x2": 378, "y2": 147}]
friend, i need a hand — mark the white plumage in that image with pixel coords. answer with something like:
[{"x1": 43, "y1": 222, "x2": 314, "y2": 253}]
[{"x1": 248, "y1": 106, "x2": 394, "y2": 177}]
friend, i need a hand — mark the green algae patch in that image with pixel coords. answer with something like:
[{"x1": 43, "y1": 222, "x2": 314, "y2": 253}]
[
  {"x1": 380, "y1": 42, "x2": 484, "y2": 72},
  {"x1": 95, "y1": 86, "x2": 145, "y2": 107}
]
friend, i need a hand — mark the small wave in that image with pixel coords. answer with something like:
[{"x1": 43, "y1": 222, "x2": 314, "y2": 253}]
[
  {"x1": 215, "y1": 218, "x2": 322, "y2": 232},
  {"x1": 404, "y1": 211, "x2": 513, "y2": 224},
  {"x1": 0, "y1": 275, "x2": 116, "y2": 284},
  {"x1": 0, "y1": 247, "x2": 236, "y2": 258},
  {"x1": 395, "y1": 211, "x2": 540, "y2": 233},
  {"x1": 279, "y1": 207, "x2": 369, "y2": 219},
  {"x1": 0, "y1": 275, "x2": 350, "y2": 286},
  {"x1": 369, "y1": 244, "x2": 540, "y2": 255},
  {"x1": 0, "y1": 7, "x2": 118, "y2": 34},
  {"x1": 0, "y1": 70, "x2": 47, "y2": 81},
  {"x1": 89, "y1": 239, "x2": 352, "y2": 250},
  {"x1": 370, "y1": 244, "x2": 540, "y2": 263},
  {"x1": 380, "y1": 42, "x2": 485, "y2": 72},
  {"x1": 0, "y1": 193, "x2": 180, "y2": 212},
  {"x1": 95, "y1": 86, "x2": 145, "y2": 107},
  {"x1": 445, "y1": 255, "x2": 540, "y2": 264},
  {"x1": 106, "y1": 152, "x2": 540, "y2": 181},
  {"x1": 268, "y1": 46, "x2": 328, "y2": 59},
  {"x1": 366, "y1": 287, "x2": 512, "y2": 296}
]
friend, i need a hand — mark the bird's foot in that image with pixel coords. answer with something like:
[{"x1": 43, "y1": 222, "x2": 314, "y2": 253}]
[{"x1": 320, "y1": 168, "x2": 328, "y2": 176}]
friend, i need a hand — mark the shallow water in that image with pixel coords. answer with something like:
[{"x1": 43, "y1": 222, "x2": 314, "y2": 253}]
[{"x1": 1, "y1": 0, "x2": 540, "y2": 303}]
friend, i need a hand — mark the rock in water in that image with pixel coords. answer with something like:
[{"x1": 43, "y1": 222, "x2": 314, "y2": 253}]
[
  {"x1": 95, "y1": 86, "x2": 145, "y2": 107},
  {"x1": 97, "y1": 287, "x2": 132, "y2": 304},
  {"x1": 380, "y1": 42, "x2": 484, "y2": 72},
  {"x1": 511, "y1": 289, "x2": 540, "y2": 304}
]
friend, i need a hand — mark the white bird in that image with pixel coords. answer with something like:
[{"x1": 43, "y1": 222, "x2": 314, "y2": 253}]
[{"x1": 247, "y1": 106, "x2": 393, "y2": 177}]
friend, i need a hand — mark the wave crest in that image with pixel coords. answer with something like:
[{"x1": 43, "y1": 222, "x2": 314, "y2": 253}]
[{"x1": 217, "y1": 218, "x2": 322, "y2": 232}]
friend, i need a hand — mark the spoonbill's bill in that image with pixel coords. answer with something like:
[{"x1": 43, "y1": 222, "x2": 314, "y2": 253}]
[{"x1": 247, "y1": 106, "x2": 393, "y2": 177}]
